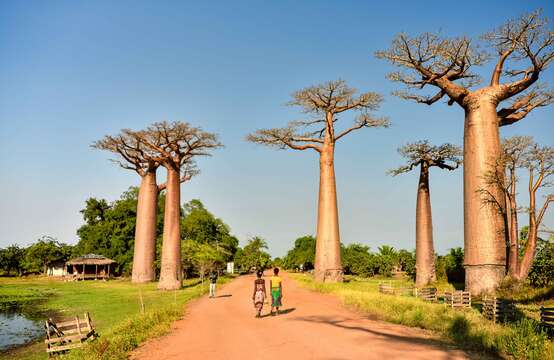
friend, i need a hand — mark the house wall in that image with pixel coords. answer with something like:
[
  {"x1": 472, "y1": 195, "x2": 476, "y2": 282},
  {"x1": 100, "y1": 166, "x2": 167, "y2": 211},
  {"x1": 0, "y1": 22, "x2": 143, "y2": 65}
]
[{"x1": 47, "y1": 267, "x2": 65, "y2": 276}]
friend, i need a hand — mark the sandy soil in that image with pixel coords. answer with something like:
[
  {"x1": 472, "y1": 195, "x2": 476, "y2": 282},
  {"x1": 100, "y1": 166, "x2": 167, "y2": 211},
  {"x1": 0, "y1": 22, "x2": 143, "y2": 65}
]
[{"x1": 131, "y1": 272, "x2": 471, "y2": 360}]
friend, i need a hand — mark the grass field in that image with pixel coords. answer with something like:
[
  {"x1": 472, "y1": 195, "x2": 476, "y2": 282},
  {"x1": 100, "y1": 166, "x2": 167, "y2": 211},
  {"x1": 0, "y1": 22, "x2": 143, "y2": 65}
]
[
  {"x1": 0, "y1": 276, "x2": 232, "y2": 360},
  {"x1": 291, "y1": 274, "x2": 554, "y2": 360}
]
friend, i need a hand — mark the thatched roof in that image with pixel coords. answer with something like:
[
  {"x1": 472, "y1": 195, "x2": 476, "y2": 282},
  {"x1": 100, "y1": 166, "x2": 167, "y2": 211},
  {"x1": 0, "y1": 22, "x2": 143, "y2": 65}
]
[{"x1": 67, "y1": 254, "x2": 116, "y2": 265}]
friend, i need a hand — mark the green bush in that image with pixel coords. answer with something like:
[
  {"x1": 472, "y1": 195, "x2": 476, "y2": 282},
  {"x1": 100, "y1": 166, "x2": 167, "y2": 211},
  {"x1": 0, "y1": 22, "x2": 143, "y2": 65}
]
[{"x1": 499, "y1": 319, "x2": 548, "y2": 360}]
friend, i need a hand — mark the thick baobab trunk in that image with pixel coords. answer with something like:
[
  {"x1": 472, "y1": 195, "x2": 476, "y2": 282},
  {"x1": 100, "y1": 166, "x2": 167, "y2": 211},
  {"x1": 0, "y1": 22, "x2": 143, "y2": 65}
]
[
  {"x1": 314, "y1": 144, "x2": 343, "y2": 282},
  {"x1": 158, "y1": 167, "x2": 182, "y2": 290},
  {"x1": 463, "y1": 94, "x2": 506, "y2": 295},
  {"x1": 415, "y1": 163, "x2": 436, "y2": 287},
  {"x1": 131, "y1": 171, "x2": 158, "y2": 283}
]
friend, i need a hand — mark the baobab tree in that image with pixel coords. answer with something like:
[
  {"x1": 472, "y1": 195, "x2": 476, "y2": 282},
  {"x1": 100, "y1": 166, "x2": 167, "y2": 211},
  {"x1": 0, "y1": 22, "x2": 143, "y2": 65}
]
[
  {"x1": 247, "y1": 80, "x2": 389, "y2": 282},
  {"x1": 93, "y1": 130, "x2": 163, "y2": 283},
  {"x1": 483, "y1": 137, "x2": 553, "y2": 281},
  {"x1": 389, "y1": 141, "x2": 462, "y2": 287},
  {"x1": 138, "y1": 121, "x2": 222, "y2": 290},
  {"x1": 376, "y1": 10, "x2": 554, "y2": 294}
]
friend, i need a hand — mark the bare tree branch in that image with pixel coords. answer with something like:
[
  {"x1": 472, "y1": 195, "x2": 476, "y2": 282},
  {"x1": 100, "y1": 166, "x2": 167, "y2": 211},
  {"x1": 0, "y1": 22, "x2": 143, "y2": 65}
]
[{"x1": 498, "y1": 86, "x2": 554, "y2": 126}]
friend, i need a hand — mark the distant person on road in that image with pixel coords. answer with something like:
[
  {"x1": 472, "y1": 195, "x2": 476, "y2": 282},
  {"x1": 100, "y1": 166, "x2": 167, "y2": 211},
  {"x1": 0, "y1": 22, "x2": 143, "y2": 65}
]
[
  {"x1": 209, "y1": 271, "x2": 218, "y2": 298},
  {"x1": 270, "y1": 267, "x2": 282, "y2": 315},
  {"x1": 252, "y1": 270, "x2": 266, "y2": 318}
]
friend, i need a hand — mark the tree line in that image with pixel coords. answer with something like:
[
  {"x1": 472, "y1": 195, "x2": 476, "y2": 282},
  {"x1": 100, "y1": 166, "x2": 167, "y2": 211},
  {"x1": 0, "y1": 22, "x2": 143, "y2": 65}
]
[
  {"x1": 0, "y1": 193, "x2": 272, "y2": 279},
  {"x1": 278, "y1": 234, "x2": 553, "y2": 288}
]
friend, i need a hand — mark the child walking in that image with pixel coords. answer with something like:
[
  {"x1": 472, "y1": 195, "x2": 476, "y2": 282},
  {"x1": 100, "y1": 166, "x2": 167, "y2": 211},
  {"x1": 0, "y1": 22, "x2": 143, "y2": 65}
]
[
  {"x1": 209, "y1": 271, "x2": 218, "y2": 298},
  {"x1": 252, "y1": 270, "x2": 266, "y2": 318},
  {"x1": 269, "y1": 267, "x2": 283, "y2": 315}
]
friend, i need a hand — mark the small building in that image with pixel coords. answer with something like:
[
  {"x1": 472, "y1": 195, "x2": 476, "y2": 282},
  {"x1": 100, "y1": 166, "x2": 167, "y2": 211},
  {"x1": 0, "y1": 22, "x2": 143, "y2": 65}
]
[
  {"x1": 47, "y1": 261, "x2": 67, "y2": 277},
  {"x1": 226, "y1": 262, "x2": 234, "y2": 274},
  {"x1": 66, "y1": 254, "x2": 116, "y2": 280}
]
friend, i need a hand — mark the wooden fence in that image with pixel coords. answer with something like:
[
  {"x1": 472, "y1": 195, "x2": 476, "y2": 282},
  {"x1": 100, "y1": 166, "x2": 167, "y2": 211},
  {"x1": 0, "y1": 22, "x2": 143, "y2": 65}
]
[
  {"x1": 378, "y1": 283, "x2": 395, "y2": 295},
  {"x1": 44, "y1": 312, "x2": 96, "y2": 355},
  {"x1": 540, "y1": 306, "x2": 554, "y2": 330},
  {"x1": 482, "y1": 297, "x2": 516, "y2": 323},
  {"x1": 415, "y1": 287, "x2": 437, "y2": 302},
  {"x1": 444, "y1": 291, "x2": 471, "y2": 309}
]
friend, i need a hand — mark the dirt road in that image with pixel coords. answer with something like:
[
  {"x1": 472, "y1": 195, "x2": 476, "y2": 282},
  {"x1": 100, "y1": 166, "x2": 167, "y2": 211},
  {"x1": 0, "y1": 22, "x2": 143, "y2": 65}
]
[{"x1": 132, "y1": 273, "x2": 469, "y2": 360}]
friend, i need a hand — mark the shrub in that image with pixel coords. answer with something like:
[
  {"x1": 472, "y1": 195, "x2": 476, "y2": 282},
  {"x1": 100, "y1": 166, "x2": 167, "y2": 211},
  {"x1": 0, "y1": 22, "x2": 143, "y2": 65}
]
[{"x1": 499, "y1": 319, "x2": 548, "y2": 360}]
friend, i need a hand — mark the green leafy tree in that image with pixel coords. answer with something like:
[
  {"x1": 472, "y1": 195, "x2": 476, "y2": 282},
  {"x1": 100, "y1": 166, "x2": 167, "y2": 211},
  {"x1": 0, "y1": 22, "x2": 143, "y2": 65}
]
[
  {"x1": 436, "y1": 247, "x2": 465, "y2": 284},
  {"x1": 75, "y1": 189, "x2": 139, "y2": 274},
  {"x1": 23, "y1": 236, "x2": 72, "y2": 274},
  {"x1": 528, "y1": 237, "x2": 554, "y2": 287},
  {"x1": 234, "y1": 236, "x2": 271, "y2": 272},
  {"x1": 397, "y1": 249, "x2": 416, "y2": 280},
  {"x1": 342, "y1": 243, "x2": 375, "y2": 277},
  {"x1": 0, "y1": 245, "x2": 26, "y2": 275},
  {"x1": 181, "y1": 241, "x2": 225, "y2": 284},
  {"x1": 282, "y1": 235, "x2": 316, "y2": 270},
  {"x1": 181, "y1": 200, "x2": 239, "y2": 261},
  {"x1": 374, "y1": 245, "x2": 398, "y2": 277}
]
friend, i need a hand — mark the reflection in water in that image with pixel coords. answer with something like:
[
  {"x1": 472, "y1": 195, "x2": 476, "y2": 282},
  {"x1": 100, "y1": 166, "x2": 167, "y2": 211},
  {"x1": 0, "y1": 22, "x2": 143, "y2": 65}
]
[{"x1": 0, "y1": 311, "x2": 43, "y2": 351}]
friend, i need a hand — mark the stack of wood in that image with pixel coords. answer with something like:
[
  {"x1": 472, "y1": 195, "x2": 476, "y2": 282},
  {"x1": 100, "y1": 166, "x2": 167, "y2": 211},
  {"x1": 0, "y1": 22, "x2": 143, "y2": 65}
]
[
  {"x1": 444, "y1": 291, "x2": 471, "y2": 309},
  {"x1": 44, "y1": 312, "x2": 97, "y2": 356},
  {"x1": 415, "y1": 287, "x2": 437, "y2": 302},
  {"x1": 482, "y1": 296, "x2": 516, "y2": 323}
]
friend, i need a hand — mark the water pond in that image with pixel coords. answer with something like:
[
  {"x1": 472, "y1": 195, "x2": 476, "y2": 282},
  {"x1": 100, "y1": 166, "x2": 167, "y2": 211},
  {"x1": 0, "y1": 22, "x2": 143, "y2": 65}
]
[{"x1": 0, "y1": 305, "x2": 44, "y2": 352}]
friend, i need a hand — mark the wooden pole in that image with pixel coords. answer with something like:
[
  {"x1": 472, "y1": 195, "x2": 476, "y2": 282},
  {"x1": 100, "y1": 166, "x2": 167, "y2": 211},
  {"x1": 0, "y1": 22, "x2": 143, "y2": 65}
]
[
  {"x1": 95, "y1": 264, "x2": 98, "y2": 280},
  {"x1": 107, "y1": 264, "x2": 110, "y2": 279}
]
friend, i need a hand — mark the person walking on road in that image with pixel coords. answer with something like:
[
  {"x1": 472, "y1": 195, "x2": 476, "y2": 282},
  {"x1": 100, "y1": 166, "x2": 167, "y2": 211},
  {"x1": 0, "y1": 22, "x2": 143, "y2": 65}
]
[
  {"x1": 252, "y1": 270, "x2": 266, "y2": 318},
  {"x1": 269, "y1": 267, "x2": 283, "y2": 315},
  {"x1": 209, "y1": 271, "x2": 218, "y2": 298}
]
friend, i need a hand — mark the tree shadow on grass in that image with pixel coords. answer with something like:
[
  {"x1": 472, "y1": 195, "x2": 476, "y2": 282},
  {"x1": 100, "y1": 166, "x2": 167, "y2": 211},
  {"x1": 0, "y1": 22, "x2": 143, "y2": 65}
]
[
  {"x1": 447, "y1": 316, "x2": 501, "y2": 358},
  {"x1": 181, "y1": 280, "x2": 202, "y2": 289}
]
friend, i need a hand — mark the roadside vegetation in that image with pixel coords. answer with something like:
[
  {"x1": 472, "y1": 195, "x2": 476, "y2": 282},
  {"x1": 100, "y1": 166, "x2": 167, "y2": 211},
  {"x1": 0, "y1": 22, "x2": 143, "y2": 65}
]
[
  {"x1": 1, "y1": 275, "x2": 233, "y2": 360},
  {"x1": 292, "y1": 274, "x2": 553, "y2": 360}
]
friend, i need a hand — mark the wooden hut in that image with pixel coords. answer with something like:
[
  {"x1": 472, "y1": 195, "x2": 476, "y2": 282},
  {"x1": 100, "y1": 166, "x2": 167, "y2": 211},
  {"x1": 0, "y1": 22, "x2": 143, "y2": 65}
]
[{"x1": 66, "y1": 254, "x2": 115, "y2": 280}]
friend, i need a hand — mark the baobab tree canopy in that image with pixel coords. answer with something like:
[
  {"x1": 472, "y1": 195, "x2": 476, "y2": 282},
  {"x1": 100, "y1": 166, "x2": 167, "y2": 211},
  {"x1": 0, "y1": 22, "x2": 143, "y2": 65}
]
[
  {"x1": 247, "y1": 79, "x2": 389, "y2": 152},
  {"x1": 248, "y1": 80, "x2": 389, "y2": 282},
  {"x1": 375, "y1": 10, "x2": 553, "y2": 112},
  {"x1": 389, "y1": 141, "x2": 462, "y2": 176},
  {"x1": 390, "y1": 141, "x2": 461, "y2": 287},
  {"x1": 92, "y1": 130, "x2": 159, "y2": 175}
]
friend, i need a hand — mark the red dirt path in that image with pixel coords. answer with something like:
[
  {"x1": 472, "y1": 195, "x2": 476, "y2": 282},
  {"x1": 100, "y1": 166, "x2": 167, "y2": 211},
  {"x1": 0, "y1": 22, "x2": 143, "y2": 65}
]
[{"x1": 131, "y1": 273, "x2": 470, "y2": 360}]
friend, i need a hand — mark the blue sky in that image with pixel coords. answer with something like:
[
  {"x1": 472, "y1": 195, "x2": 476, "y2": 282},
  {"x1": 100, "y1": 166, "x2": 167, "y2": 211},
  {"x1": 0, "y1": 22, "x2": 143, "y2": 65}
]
[{"x1": 1, "y1": 0, "x2": 553, "y2": 257}]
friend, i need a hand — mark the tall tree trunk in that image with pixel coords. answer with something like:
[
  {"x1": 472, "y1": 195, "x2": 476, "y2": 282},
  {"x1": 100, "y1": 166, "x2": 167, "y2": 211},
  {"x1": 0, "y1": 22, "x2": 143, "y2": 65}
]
[
  {"x1": 463, "y1": 95, "x2": 506, "y2": 295},
  {"x1": 516, "y1": 190, "x2": 537, "y2": 280},
  {"x1": 507, "y1": 189, "x2": 519, "y2": 276},
  {"x1": 132, "y1": 170, "x2": 158, "y2": 283},
  {"x1": 415, "y1": 163, "x2": 436, "y2": 287},
  {"x1": 158, "y1": 166, "x2": 182, "y2": 290},
  {"x1": 314, "y1": 143, "x2": 343, "y2": 282}
]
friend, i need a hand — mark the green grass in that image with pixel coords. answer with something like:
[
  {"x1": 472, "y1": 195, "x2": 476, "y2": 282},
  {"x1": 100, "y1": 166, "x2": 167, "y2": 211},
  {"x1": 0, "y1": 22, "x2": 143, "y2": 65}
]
[
  {"x1": 0, "y1": 276, "x2": 234, "y2": 360},
  {"x1": 292, "y1": 274, "x2": 554, "y2": 360}
]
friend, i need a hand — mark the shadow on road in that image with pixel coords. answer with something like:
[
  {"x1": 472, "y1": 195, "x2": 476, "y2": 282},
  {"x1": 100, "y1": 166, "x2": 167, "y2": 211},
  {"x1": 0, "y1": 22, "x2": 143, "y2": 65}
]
[
  {"x1": 259, "y1": 308, "x2": 297, "y2": 318},
  {"x1": 290, "y1": 315, "x2": 495, "y2": 360},
  {"x1": 216, "y1": 294, "x2": 232, "y2": 298}
]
